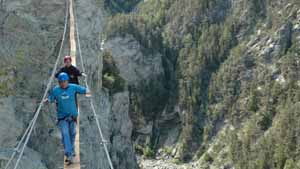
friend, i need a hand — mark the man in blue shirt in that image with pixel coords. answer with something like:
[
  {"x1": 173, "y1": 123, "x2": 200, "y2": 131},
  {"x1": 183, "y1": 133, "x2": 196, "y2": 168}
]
[{"x1": 46, "y1": 72, "x2": 90, "y2": 165}]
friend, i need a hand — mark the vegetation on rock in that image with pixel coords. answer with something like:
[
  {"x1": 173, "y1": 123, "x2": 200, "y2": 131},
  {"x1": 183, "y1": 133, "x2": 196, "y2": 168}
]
[{"x1": 104, "y1": 0, "x2": 300, "y2": 168}]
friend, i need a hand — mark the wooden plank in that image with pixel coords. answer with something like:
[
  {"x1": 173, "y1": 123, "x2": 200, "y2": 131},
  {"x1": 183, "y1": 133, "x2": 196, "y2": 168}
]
[
  {"x1": 65, "y1": 0, "x2": 80, "y2": 168},
  {"x1": 69, "y1": 0, "x2": 76, "y2": 66}
]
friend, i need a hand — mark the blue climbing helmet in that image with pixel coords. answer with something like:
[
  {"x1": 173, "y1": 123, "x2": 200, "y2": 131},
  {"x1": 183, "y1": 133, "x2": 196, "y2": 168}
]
[{"x1": 57, "y1": 72, "x2": 69, "y2": 82}]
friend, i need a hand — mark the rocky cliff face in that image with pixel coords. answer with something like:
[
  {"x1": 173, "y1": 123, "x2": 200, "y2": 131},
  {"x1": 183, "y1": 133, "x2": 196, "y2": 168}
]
[
  {"x1": 104, "y1": 0, "x2": 300, "y2": 169},
  {"x1": 0, "y1": 0, "x2": 67, "y2": 168}
]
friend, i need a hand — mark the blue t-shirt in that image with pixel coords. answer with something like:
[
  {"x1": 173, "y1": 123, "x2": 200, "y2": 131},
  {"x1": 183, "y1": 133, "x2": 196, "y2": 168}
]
[{"x1": 48, "y1": 84, "x2": 86, "y2": 119}]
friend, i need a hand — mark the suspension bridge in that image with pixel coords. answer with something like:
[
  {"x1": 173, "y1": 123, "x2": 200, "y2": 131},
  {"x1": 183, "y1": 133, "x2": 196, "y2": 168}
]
[{"x1": 2, "y1": 0, "x2": 114, "y2": 169}]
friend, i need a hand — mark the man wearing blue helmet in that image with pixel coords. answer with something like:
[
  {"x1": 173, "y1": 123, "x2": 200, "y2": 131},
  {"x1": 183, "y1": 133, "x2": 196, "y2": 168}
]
[{"x1": 45, "y1": 72, "x2": 90, "y2": 165}]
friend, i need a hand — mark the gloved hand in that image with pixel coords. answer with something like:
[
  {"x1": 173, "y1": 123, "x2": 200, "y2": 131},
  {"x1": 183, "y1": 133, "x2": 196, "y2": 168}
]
[
  {"x1": 43, "y1": 98, "x2": 49, "y2": 103},
  {"x1": 85, "y1": 88, "x2": 92, "y2": 97},
  {"x1": 81, "y1": 72, "x2": 87, "y2": 77}
]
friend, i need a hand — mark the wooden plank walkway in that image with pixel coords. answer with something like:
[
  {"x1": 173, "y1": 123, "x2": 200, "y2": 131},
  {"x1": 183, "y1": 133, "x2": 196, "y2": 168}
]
[{"x1": 65, "y1": 0, "x2": 80, "y2": 168}]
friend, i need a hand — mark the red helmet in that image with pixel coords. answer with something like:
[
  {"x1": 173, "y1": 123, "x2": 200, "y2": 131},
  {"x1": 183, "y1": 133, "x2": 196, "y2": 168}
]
[{"x1": 64, "y1": 55, "x2": 72, "y2": 63}]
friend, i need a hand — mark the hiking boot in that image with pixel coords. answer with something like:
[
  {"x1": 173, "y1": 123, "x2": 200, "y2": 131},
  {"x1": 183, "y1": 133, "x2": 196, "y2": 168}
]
[{"x1": 65, "y1": 156, "x2": 74, "y2": 165}]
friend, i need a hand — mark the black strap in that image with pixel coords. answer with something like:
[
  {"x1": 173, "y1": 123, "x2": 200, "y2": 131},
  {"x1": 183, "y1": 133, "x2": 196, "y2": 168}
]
[{"x1": 58, "y1": 115, "x2": 77, "y2": 122}]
